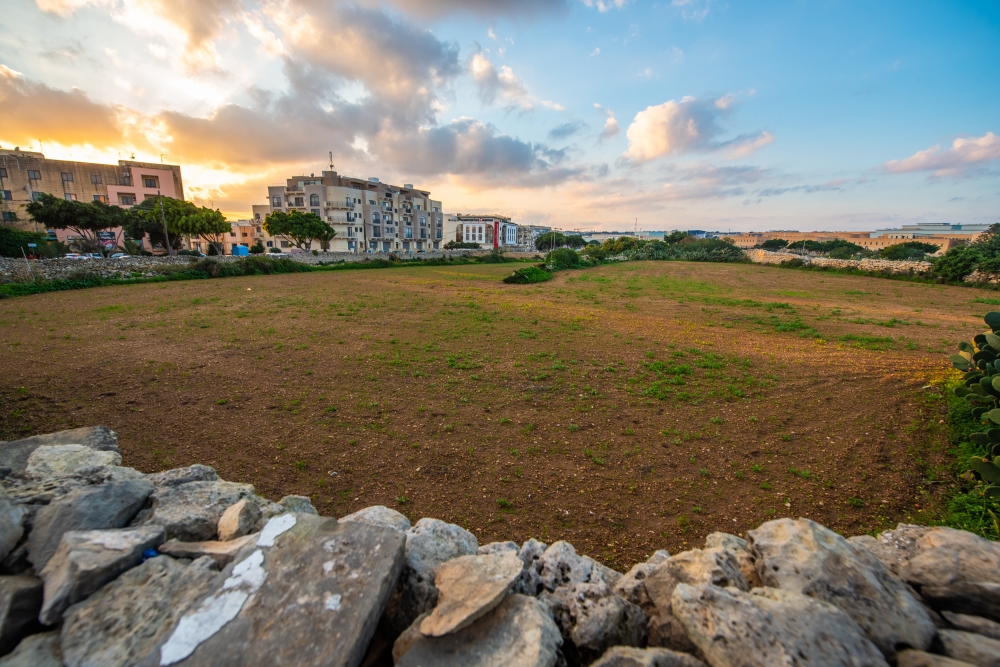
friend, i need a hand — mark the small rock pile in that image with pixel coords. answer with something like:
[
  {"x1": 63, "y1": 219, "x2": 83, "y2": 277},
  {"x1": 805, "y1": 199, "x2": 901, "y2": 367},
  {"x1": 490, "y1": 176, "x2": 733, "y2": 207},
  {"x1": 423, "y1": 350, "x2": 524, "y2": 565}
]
[{"x1": 2, "y1": 427, "x2": 1000, "y2": 667}]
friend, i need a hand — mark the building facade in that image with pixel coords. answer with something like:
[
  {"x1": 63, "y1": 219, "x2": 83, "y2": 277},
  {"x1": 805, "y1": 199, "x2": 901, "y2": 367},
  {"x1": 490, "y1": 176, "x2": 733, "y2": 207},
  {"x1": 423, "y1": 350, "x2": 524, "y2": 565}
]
[
  {"x1": 719, "y1": 228, "x2": 978, "y2": 254},
  {"x1": 251, "y1": 172, "x2": 444, "y2": 253},
  {"x1": 454, "y1": 214, "x2": 518, "y2": 249},
  {"x1": 0, "y1": 148, "x2": 183, "y2": 248}
]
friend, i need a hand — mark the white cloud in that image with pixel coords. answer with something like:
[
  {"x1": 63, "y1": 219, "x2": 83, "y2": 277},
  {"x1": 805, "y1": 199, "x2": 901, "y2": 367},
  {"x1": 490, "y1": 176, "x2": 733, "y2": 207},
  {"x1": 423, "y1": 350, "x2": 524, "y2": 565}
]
[
  {"x1": 470, "y1": 47, "x2": 559, "y2": 112},
  {"x1": 594, "y1": 103, "x2": 619, "y2": 142},
  {"x1": 580, "y1": 0, "x2": 627, "y2": 11},
  {"x1": 590, "y1": 47, "x2": 600, "y2": 56},
  {"x1": 623, "y1": 95, "x2": 772, "y2": 162},
  {"x1": 883, "y1": 132, "x2": 1000, "y2": 178},
  {"x1": 671, "y1": 0, "x2": 711, "y2": 21}
]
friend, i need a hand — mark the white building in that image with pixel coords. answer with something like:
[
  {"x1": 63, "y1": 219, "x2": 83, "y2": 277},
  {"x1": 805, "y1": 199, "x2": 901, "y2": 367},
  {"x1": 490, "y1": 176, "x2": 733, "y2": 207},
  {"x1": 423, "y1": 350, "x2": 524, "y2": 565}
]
[{"x1": 454, "y1": 214, "x2": 519, "y2": 248}]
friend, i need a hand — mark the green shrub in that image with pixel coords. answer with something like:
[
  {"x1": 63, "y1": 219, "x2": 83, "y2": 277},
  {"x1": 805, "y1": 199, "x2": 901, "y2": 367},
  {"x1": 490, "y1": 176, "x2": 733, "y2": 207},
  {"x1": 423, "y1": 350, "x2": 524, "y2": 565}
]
[
  {"x1": 545, "y1": 247, "x2": 582, "y2": 270},
  {"x1": 503, "y1": 266, "x2": 552, "y2": 284},
  {"x1": 249, "y1": 240, "x2": 265, "y2": 254},
  {"x1": 881, "y1": 241, "x2": 938, "y2": 261},
  {"x1": 443, "y1": 241, "x2": 480, "y2": 250},
  {"x1": 758, "y1": 239, "x2": 788, "y2": 250},
  {"x1": 0, "y1": 227, "x2": 53, "y2": 258}
]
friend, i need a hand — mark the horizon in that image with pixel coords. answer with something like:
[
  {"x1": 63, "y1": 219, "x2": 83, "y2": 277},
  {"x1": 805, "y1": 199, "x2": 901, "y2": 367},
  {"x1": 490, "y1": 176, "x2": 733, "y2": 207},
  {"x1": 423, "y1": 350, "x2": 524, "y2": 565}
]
[{"x1": 1, "y1": 0, "x2": 997, "y2": 231}]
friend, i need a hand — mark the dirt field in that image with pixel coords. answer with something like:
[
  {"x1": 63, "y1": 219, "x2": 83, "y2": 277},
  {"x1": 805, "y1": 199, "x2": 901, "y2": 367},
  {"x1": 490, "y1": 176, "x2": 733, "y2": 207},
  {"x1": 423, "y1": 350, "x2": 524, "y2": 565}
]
[{"x1": 0, "y1": 261, "x2": 992, "y2": 566}]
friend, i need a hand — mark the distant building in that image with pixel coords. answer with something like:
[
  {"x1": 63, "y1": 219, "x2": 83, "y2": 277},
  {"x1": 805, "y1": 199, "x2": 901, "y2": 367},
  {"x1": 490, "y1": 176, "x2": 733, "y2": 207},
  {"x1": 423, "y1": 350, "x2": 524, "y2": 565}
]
[
  {"x1": 188, "y1": 220, "x2": 263, "y2": 255},
  {"x1": 454, "y1": 214, "x2": 518, "y2": 249},
  {"x1": 252, "y1": 172, "x2": 443, "y2": 253},
  {"x1": 0, "y1": 147, "x2": 184, "y2": 249},
  {"x1": 517, "y1": 225, "x2": 551, "y2": 249},
  {"x1": 720, "y1": 227, "x2": 979, "y2": 254}
]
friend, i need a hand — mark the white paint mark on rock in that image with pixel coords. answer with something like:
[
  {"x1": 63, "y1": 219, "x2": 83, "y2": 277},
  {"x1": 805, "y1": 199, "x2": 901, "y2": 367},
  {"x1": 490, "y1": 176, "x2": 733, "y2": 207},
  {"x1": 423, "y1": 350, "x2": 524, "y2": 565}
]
[
  {"x1": 159, "y1": 549, "x2": 269, "y2": 665},
  {"x1": 324, "y1": 593, "x2": 342, "y2": 611},
  {"x1": 257, "y1": 513, "x2": 296, "y2": 547},
  {"x1": 323, "y1": 560, "x2": 335, "y2": 575}
]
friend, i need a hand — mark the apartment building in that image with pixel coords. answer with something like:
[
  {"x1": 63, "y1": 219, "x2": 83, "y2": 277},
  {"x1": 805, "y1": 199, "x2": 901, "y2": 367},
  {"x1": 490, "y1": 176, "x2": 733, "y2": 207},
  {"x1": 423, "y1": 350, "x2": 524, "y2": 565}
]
[
  {"x1": 455, "y1": 214, "x2": 518, "y2": 249},
  {"x1": 251, "y1": 172, "x2": 444, "y2": 252},
  {"x1": 186, "y1": 220, "x2": 263, "y2": 255},
  {"x1": 0, "y1": 147, "x2": 183, "y2": 247}
]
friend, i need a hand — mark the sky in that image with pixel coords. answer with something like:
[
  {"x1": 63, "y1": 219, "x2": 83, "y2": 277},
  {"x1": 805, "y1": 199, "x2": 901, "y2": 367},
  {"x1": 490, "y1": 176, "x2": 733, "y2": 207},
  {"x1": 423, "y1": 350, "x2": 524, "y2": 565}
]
[{"x1": 1, "y1": 0, "x2": 998, "y2": 231}]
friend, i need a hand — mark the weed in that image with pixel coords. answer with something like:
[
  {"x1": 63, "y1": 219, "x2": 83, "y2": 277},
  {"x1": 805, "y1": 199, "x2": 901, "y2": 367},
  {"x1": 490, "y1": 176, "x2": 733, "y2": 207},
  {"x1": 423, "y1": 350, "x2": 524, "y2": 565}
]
[
  {"x1": 751, "y1": 464, "x2": 763, "y2": 472},
  {"x1": 216, "y1": 399, "x2": 228, "y2": 405},
  {"x1": 497, "y1": 498, "x2": 513, "y2": 510},
  {"x1": 396, "y1": 495, "x2": 408, "y2": 505},
  {"x1": 294, "y1": 460, "x2": 306, "y2": 471},
  {"x1": 760, "y1": 481, "x2": 772, "y2": 490},
  {"x1": 847, "y1": 496, "x2": 864, "y2": 508}
]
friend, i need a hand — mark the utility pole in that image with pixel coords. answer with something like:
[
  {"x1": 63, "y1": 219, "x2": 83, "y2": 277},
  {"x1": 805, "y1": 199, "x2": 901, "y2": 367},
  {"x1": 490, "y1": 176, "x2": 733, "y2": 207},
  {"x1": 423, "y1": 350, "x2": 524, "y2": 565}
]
[{"x1": 159, "y1": 191, "x2": 173, "y2": 256}]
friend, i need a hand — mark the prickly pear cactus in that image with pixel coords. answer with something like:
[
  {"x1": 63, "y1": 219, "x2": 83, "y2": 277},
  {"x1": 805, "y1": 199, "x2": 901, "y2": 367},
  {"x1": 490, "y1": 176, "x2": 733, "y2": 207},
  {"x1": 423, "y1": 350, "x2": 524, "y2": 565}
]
[{"x1": 958, "y1": 311, "x2": 1000, "y2": 497}]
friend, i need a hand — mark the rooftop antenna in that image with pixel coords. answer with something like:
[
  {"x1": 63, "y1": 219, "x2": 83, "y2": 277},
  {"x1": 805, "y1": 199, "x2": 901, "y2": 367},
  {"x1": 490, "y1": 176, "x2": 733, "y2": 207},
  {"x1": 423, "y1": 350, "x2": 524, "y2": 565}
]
[
  {"x1": 160, "y1": 154, "x2": 164, "y2": 164},
  {"x1": 130, "y1": 152, "x2": 135, "y2": 160},
  {"x1": 329, "y1": 151, "x2": 334, "y2": 171}
]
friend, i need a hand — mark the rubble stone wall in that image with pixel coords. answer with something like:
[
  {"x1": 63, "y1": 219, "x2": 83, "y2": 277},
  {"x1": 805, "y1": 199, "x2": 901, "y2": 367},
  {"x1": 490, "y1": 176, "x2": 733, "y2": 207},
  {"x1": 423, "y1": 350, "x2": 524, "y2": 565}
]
[
  {"x1": 744, "y1": 248, "x2": 934, "y2": 274},
  {"x1": 2, "y1": 426, "x2": 999, "y2": 667}
]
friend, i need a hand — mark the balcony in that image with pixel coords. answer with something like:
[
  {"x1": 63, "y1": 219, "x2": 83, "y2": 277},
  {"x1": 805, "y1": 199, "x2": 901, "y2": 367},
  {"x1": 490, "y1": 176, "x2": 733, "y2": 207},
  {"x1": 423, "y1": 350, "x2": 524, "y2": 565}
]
[{"x1": 325, "y1": 200, "x2": 355, "y2": 210}]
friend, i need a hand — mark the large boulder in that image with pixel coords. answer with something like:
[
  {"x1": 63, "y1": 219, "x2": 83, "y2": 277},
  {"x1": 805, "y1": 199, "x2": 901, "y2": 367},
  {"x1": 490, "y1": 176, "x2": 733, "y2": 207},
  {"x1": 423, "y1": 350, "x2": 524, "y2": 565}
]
[
  {"x1": 898, "y1": 527, "x2": 1000, "y2": 622},
  {"x1": 340, "y1": 506, "x2": 410, "y2": 533},
  {"x1": 893, "y1": 650, "x2": 975, "y2": 667},
  {"x1": 60, "y1": 556, "x2": 221, "y2": 667},
  {"x1": 24, "y1": 445, "x2": 121, "y2": 481},
  {"x1": 154, "y1": 513, "x2": 405, "y2": 666},
  {"x1": 536, "y1": 541, "x2": 618, "y2": 593},
  {"x1": 590, "y1": 646, "x2": 707, "y2": 667},
  {"x1": 0, "y1": 577, "x2": 42, "y2": 657},
  {"x1": 420, "y1": 552, "x2": 524, "y2": 637},
  {"x1": 139, "y1": 480, "x2": 254, "y2": 542},
  {"x1": 0, "y1": 631, "x2": 61, "y2": 667},
  {"x1": 541, "y1": 580, "x2": 646, "y2": 664},
  {"x1": 0, "y1": 496, "x2": 25, "y2": 562},
  {"x1": 748, "y1": 518, "x2": 936, "y2": 655},
  {"x1": 396, "y1": 594, "x2": 562, "y2": 667},
  {"x1": 614, "y1": 551, "x2": 674, "y2": 619},
  {"x1": 37, "y1": 525, "x2": 165, "y2": 625},
  {"x1": 384, "y1": 518, "x2": 478, "y2": 636},
  {"x1": 27, "y1": 478, "x2": 153, "y2": 571},
  {"x1": 643, "y1": 547, "x2": 747, "y2": 652},
  {"x1": 0, "y1": 427, "x2": 118, "y2": 477},
  {"x1": 671, "y1": 583, "x2": 888, "y2": 667},
  {"x1": 848, "y1": 524, "x2": 933, "y2": 577},
  {"x1": 513, "y1": 538, "x2": 547, "y2": 596},
  {"x1": 937, "y1": 629, "x2": 1000, "y2": 666}
]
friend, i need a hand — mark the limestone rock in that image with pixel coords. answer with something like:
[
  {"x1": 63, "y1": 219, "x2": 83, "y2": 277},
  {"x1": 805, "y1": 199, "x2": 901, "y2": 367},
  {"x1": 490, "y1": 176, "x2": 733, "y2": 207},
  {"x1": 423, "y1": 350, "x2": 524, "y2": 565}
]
[
  {"x1": 943, "y1": 612, "x2": 1000, "y2": 641},
  {"x1": 939, "y1": 629, "x2": 1000, "y2": 666},
  {"x1": 396, "y1": 594, "x2": 561, "y2": 667},
  {"x1": 901, "y1": 527, "x2": 1000, "y2": 622},
  {"x1": 384, "y1": 518, "x2": 478, "y2": 636},
  {"x1": 513, "y1": 538, "x2": 547, "y2": 596},
  {"x1": 748, "y1": 517, "x2": 935, "y2": 654},
  {"x1": 644, "y1": 547, "x2": 747, "y2": 651},
  {"x1": 0, "y1": 427, "x2": 118, "y2": 477},
  {"x1": 216, "y1": 499, "x2": 260, "y2": 542},
  {"x1": 479, "y1": 541, "x2": 520, "y2": 556},
  {"x1": 0, "y1": 476, "x2": 89, "y2": 507},
  {"x1": 671, "y1": 584, "x2": 888, "y2": 667},
  {"x1": 587, "y1": 556, "x2": 623, "y2": 587},
  {"x1": 849, "y1": 524, "x2": 933, "y2": 577},
  {"x1": 615, "y1": 561, "x2": 660, "y2": 617},
  {"x1": 648, "y1": 550, "x2": 671, "y2": 565},
  {"x1": 28, "y1": 478, "x2": 153, "y2": 570},
  {"x1": 0, "y1": 577, "x2": 42, "y2": 657},
  {"x1": 0, "y1": 496, "x2": 25, "y2": 562},
  {"x1": 704, "y1": 532, "x2": 761, "y2": 588},
  {"x1": 591, "y1": 646, "x2": 707, "y2": 667},
  {"x1": 393, "y1": 612, "x2": 431, "y2": 663},
  {"x1": 141, "y1": 480, "x2": 254, "y2": 542},
  {"x1": 0, "y1": 631, "x2": 61, "y2": 667},
  {"x1": 340, "y1": 505, "x2": 411, "y2": 533},
  {"x1": 153, "y1": 513, "x2": 405, "y2": 666},
  {"x1": 895, "y1": 649, "x2": 978, "y2": 667},
  {"x1": 60, "y1": 556, "x2": 220, "y2": 667},
  {"x1": 537, "y1": 541, "x2": 618, "y2": 593},
  {"x1": 25, "y1": 445, "x2": 121, "y2": 480},
  {"x1": 38, "y1": 525, "x2": 165, "y2": 625},
  {"x1": 158, "y1": 534, "x2": 257, "y2": 567},
  {"x1": 278, "y1": 494, "x2": 318, "y2": 515},
  {"x1": 420, "y1": 551, "x2": 524, "y2": 637},
  {"x1": 147, "y1": 465, "x2": 218, "y2": 488},
  {"x1": 541, "y1": 580, "x2": 646, "y2": 664}
]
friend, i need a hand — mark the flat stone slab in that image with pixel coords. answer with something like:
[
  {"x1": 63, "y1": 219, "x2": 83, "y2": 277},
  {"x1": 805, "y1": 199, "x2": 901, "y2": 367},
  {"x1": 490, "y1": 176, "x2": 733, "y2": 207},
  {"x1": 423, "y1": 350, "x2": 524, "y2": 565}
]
[
  {"x1": 591, "y1": 646, "x2": 707, "y2": 667},
  {"x1": 397, "y1": 594, "x2": 562, "y2": 667},
  {"x1": 38, "y1": 525, "x2": 166, "y2": 625},
  {"x1": 749, "y1": 518, "x2": 935, "y2": 654},
  {"x1": 671, "y1": 584, "x2": 888, "y2": 667},
  {"x1": 155, "y1": 513, "x2": 405, "y2": 666},
  {"x1": 0, "y1": 576, "x2": 43, "y2": 657},
  {"x1": 158, "y1": 534, "x2": 258, "y2": 567},
  {"x1": 0, "y1": 427, "x2": 118, "y2": 477},
  {"x1": 0, "y1": 495, "x2": 26, "y2": 562},
  {"x1": 420, "y1": 551, "x2": 523, "y2": 637},
  {"x1": 0, "y1": 631, "x2": 62, "y2": 667},
  {"x1": 895, "y1": 649, "x2": 977, "y2": 667},
  {"x1": 147, "y1": 466, "x2": 218, "y2": 488},
  {"x1": 28, "y1": 478, "x2": 153, "y2": 571},
  {"x1": 142, "y1": 480, "x2": 254, "y2": 542},
  {"x1": 25, "y1": 444, "x2": 121, "y2": 480},
  {"x1": 942, "y1": 611, "x2": 1000, "y2": 641},
  {"x1": 60, "y1": 556, "x2": 221, "y2": 667},
  {"x1": 938, "y1": 629, "x2": 1000, "y2": 666}
]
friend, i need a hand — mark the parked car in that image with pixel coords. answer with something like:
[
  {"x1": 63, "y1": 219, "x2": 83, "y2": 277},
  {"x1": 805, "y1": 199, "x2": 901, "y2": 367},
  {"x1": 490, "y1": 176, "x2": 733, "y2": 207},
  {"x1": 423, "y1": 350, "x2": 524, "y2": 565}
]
[
  {"x1": 110, "y1": 253, "x2": 131, "y2": 259},
  {"x1": 63, "y1": 253, "x2": 88, "y2": 259},
  {"x1": 84, "y1": 253, "x2": 103, "y2": 259}
]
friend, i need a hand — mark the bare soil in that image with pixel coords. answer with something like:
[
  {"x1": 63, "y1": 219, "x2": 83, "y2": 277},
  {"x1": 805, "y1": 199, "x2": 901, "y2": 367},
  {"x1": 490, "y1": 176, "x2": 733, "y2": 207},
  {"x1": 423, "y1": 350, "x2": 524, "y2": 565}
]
[{"x1": 0, "y1": 261, "x2": 991, "y2": 567}]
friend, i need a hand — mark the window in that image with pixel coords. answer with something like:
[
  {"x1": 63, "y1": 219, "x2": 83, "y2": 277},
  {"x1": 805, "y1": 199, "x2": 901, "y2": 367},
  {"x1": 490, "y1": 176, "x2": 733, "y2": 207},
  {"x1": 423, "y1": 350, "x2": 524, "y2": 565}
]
[
  {"x1": 61, "y1": 172, "x2": 74, "y2": 182},
  {"x1": 404, "y1": 227, "x2": 413, "y2": 239},
  {"x1": 368, "y1": 199, "x2": 375, "y2": 205},
  {"x1": 28, "y1": 170, "x2": 41, "y2": 180},
  {"x1": 0, "y1": 168, "x2": 7, "y2": 178},
  {"x1": 294, "y1": 197, "x2": 304, "y2": 207},
  {"x1": 281, "y1": 241, "x2": 289, "y2": 248},
  {"x1": 420, "y1": 216, "x2": 426, "y2": 226},
  {"x1": 230, "y1": 231, "x2": 236, "y2": 237},
  {"x1": 420, "y1": 228, "x2": 426, "y2": 239},
  {"x1": 2, "y1": 212, "x2": 16, "y2": 222},
  {"x1": 436, "y1": 228, "x2": 442, "y2": 239},
  {"x1": 90, "y1": 174, "x2": 103, "y2": 185},
  {"x1": 64, "y1": 193, "x2": 77, "y2": 201},
  {"x1": 1, "y1": 190, "x2": 9, "y2": 200},
  {"x1": 119, "y1": 175, "x2": 132, "y2": 186},
  {"x1": 143, "y1": 176, "x2": 159, "y2": 188},
  {"x1": 91, "y1": 194, "x2": 107, "y2": 203},
  {"x1": 373, "y1": 226, "x2": 381, "y2": 238},
  {"x1": 241, "y1": 232, "x2": 248, "y2": 237},
  {"x1": 271, "y1": 196, "x2": 281, "y2": 207},
  {"x1": 372, "y1": 213, "x2": 381, "y2": 222},
  {"x1": 119, "y1": 194, "x2": 136, "y2": 206},
  {"x1": 311, "y1": 209, "x2": 320, "y2": 215},
  {"x1": 309, "y1": 194, "x2": 320, "y2": 206},
  {"x1": 266, "y1": 241, "x2": 273, "y2": 247}
]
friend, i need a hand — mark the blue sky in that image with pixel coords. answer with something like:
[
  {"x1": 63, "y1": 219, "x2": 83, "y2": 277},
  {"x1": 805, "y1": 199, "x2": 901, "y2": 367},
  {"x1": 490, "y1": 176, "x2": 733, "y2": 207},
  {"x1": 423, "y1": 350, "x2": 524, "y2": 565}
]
[{"x1": 1, "y1": 0, "x2": 997, "y2": 231}]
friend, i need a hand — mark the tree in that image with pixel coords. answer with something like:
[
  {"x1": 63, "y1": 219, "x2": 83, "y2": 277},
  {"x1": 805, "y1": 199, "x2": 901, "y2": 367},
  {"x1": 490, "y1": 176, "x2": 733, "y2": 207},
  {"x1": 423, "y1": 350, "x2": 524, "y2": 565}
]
[
  {"x1": 25, "y1": 193, "x2": 133, "y2": 255},
  {"x1": 934, "y1": 224, "x2": 1000, "y2": 281},
  {"x1": 263, "y1": 210, "x2": 333, "y2": 251},
  {"x1": 313, "y1": 224, "x2": 338, "y2": 252},
  {"x1": 564, "y1": 234, "x2": 586, "y2": 248},
  {"x1": 126, "y1": 196, "x2": 228, "y2": 256},
  {"x1": 880, "y1": 241, "x2": 940, "y2": 261},
  {"x1": 535, "y1": 231, "x2": 566, "y2": 251},
  {"x1": 173, "y1": 207, "x2": 231, "y2": 256},
  {"x1": 664, "y1": 231, "x2": 689, "y2": 245},
  {"x1": 759, "y1": 238, "x2": 789, "y2": 250}
]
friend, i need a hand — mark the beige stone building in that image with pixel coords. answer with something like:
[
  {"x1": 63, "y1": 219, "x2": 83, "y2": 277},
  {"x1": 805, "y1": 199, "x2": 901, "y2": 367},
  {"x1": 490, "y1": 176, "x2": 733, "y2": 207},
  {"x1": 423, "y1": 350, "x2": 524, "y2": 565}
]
[
  {"x1": 0, "y1": 147, "x2": 183, "y2": 248},
  {"x1": 251, "y1": 172, "x2": 444, "y2": 253},
  {"x1": 721, "y1": 224, "x2": 986, "y2": 254}
]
